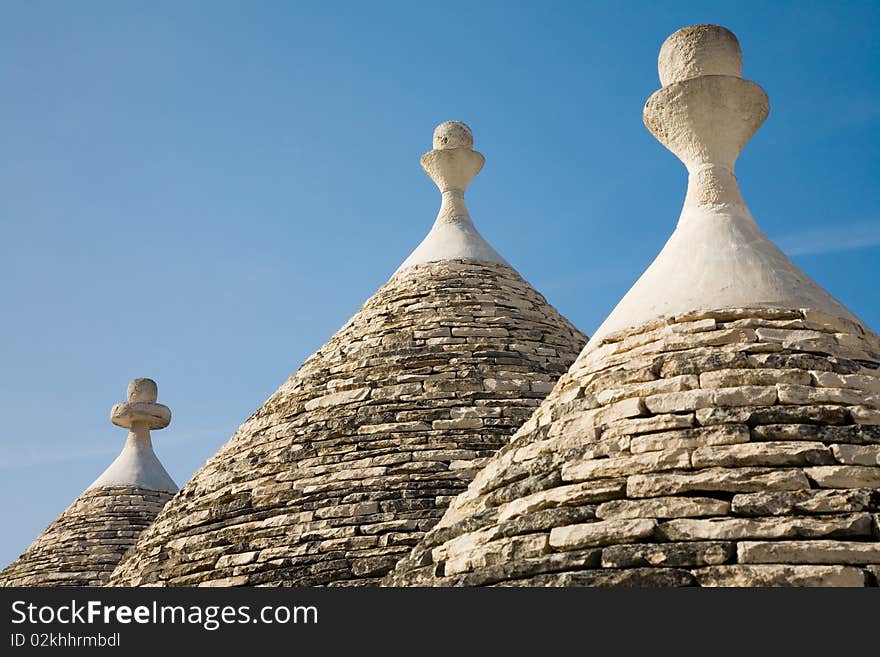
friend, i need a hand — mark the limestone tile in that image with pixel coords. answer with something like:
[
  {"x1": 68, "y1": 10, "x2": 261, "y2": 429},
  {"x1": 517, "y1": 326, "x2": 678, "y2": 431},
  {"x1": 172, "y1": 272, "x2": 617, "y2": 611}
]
[
  {"x1": 737, "y1": 541, "x2": 880, "y2": 565},
  {"x1": 601, "y1": 541, "x2": 734, "y2": 568},
  {"x1": 596, "y1": 496, "x2": 730, "y2": 520},
  {"x1": 602, "y1": 413, "x2": 695, "y2": 438},
  {"x1": 831, "y1": 444, "x2": 880, "y2": 466},
  {"x1": 731, "y1": 489, "x2": 880, "y2": 516},
  {"x1": 658, "y1": 514, "x2": 872, "y2": 541},
  {"x1": 699, "y1": 368, "x2": 812, "y2": 387},
  {"x1": 562, "y1": 449, "x2": 691, "y2": 481},
  {"x1": 693, "y1": 565, "x2": 865, "y2": 587},
  {"x1": 629, "y1": 424, "x2": 749, "y2": 453},
  {"x1": 804, "y1": 465, "x2": 880, "y2": 489},
  {"x1": 691, "y1": 441, "x2": 833, "y2": 468},
  {"x1": 496, "y1": 480, "x2": 626, "y2": 523},
  {"x1": 627, "y1": 467, "x2": 809, "y2": 498},
  {"x1": 549, "y1": 519, "x2": 657, "y2": 551}
]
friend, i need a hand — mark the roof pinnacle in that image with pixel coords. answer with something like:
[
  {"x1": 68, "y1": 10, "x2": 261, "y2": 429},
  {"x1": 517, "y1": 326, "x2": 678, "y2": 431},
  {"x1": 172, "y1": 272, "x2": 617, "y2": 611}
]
[
  {"x1": 644, "y1": 24, "x2": 769, "y2": 209},
  {"x1": 420, "y1": 121, "x2": 484, "y2": 222},
  {"x1": 587, "y1": 24, "x2": 858, "y2": 343},
  {"x1": 90, "y1": 378, "x2": 177, "y2": 492},
  {"x1": 395, "y1": 121, "x2": 507, "y2": 272}
]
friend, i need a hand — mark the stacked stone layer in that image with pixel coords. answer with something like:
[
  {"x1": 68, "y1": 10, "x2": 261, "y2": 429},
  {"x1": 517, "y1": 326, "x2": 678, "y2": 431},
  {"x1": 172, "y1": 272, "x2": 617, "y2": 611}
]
[
  {"x1": 110, "y1": 259, "x2": 585, "y2": 586},
  {"x1": 386, "y1": 308, "x2": 880, "y2": 587},
  {"x1": 0, "y1": 486, "x2": 172, "y2": 587}
]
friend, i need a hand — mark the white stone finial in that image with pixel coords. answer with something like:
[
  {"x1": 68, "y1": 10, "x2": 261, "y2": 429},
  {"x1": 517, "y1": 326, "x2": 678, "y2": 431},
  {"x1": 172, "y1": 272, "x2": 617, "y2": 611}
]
[
  {"x1": 643, "y1": 24, "x2": 769, "y2": 208},
  {"x1": 588, "y1": 25, "x2": 859, "y2": 345},
  {"x1": 89, "y1": 378, "x2": 177, "y2": 492},
  {"x1": 395, "y1": 121, "x2": 507, "y2": 273}
]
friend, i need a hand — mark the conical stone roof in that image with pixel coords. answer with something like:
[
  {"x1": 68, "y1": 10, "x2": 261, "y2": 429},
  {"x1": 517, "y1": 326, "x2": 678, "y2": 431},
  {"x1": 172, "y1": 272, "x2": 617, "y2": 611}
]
[
  {"x1": 386, "y1": 26, "x2": 880, "y2": 588},
  {"x1": 109, "y1": 122, "x2": 586, "y2": 586},
  {"x1": 0, "y1": 379, "x2": 177, "y2": 586}
]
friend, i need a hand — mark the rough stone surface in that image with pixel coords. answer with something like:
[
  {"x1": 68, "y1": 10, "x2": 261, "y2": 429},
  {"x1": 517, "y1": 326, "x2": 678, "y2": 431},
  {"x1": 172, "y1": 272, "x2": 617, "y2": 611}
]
[
  {"x1": 386, "y1": 307, "x2": 880, "y2": 588},
  {"x1": 601, "y1": 542, "x2": 734, "y2": 568},
  {"x1": 0, "y1": 487, "x2": 173, "y2": 586},
  {"x1": 730, "y1": 489, "x2": 880, "y2": 516},
  {"x1": 693, "y1": 565, "x2": 865, "y2": 587},
  {"x1": 737, "y1": 541, "x2": 880, "y2": 565},
  {"x1": 109, "y1": 258, "x2": 585, "y2": 586}
]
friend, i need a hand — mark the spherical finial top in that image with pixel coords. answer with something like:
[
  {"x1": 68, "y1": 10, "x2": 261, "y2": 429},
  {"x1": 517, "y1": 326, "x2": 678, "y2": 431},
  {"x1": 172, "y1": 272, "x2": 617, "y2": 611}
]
[
  {"x1": 658, "y1": 24, "x2": 743, "y2": 87},
  {"x1": 127, "y1": 378, "x2": 158, "y2": 403},
  {"x1": 432, "y1": 121, "x2": 474, "y2": 150}
]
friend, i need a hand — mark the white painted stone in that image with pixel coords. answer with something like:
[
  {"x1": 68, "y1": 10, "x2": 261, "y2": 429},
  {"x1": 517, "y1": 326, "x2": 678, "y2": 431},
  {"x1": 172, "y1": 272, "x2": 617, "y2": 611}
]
[
  {"x1": 90, "y1": 378, "x2": 178, "y2": 493},
  {"x1": 396, "y1": 122, "x2": 507, "y2": 272},
  {"x1": 587, "y1": 26, "x2": 863, "y2": 346}
]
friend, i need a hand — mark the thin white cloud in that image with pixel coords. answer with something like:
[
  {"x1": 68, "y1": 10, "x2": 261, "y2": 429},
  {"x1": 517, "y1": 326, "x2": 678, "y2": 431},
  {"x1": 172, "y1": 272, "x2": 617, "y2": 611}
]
[{"x1": 776, "y1": 219, "x2": 880, "y2": 256}]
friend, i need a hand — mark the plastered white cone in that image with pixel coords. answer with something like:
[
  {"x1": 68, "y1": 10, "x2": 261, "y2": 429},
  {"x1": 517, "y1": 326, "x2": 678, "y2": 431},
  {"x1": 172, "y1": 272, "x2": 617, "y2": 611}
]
[
  {"x1": 396, "y1": 121, "x2": 508, "y2": 273},
  {"x1": 590, "y1": 25, "x2": 860, "y2": 345},
  {"x1": 89, "y1": 378, "x2": 178, "y2": 492}
]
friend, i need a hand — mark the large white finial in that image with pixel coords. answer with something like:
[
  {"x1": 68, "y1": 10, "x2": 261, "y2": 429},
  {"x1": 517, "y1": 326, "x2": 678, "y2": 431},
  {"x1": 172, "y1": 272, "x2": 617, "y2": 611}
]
[
  {"x1": 588, "y1": 24, "x2": 859, "y2": 344},
  {"x1": 644, "y1": 24, "x2": 768, "y2": 208},
  {"x1": 89, "y1": 378, "x2": 177, "y2": 492},
  {"x1": 395, "y1": 121, "x2": 507, "y2": 273}
]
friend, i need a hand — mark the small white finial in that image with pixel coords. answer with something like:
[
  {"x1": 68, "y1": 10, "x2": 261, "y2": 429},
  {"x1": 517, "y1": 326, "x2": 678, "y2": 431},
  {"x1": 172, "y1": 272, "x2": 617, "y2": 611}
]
[
  {"x1": 90, "y1": 378, "x2": 177, "y2": 491},
  {"x1": 658, "y1": 24, "x2": 742, "y2": 87},
  {"x1": 432, "y1": 121, "x2": 474, "y2": 150},
  {"x1": 395, "y1": 121, "x2": 507, "y2": 272}
]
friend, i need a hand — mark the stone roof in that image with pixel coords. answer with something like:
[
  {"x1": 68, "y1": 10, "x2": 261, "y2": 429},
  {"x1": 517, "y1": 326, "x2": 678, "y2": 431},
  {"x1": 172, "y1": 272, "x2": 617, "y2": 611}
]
[
  {"x1": 386, "y1": 26, "x2": 880, "y2": 588},
  {"x1": 108, "y1": 122, "x2": 586, "y2": 586},
  {"x1": 0, "y1": 379, "x2": 176, "y2": 586}
]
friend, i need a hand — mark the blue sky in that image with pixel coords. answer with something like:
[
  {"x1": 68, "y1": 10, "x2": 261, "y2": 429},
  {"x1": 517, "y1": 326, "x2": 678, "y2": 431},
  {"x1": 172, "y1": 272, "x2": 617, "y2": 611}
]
[{"x1": 0, "y1": 0, "x2": 877, "y2": 568}]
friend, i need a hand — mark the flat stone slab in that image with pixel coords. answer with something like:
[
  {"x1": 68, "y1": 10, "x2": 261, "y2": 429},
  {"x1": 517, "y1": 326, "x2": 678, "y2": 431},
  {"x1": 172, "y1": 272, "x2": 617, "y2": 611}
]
[
  {"x1": 731, "y1": 489, "x2": 880, "y2": 516},
  {"x1": 596, "y1": 496, "x2": 730, "y2": 520},
  {"x1": 601, "y1": 541, "x2": 734, "y2": 568},
  {"x1": 658, "y1": 514, "x2": 872, "y2": 541},
  {"x1": 737, "y1": 540, "x2": 880, "y2": 565},
  {"x1": 693, "y1": 564, "x2": 866, "y2": 587},
  {"x1": 549, "y1": 519, "x2": 657, "y2": 551},
  {"x1": 627, "y1": 467, "x2": 809, "y2": 497}
]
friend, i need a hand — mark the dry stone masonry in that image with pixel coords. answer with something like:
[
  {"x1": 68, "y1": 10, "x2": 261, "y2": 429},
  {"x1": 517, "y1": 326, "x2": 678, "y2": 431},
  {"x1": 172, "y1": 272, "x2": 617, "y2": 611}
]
[
  {"x1": 108, "y1": 123, "x2": 586, "y2": 587},
  {"x1": 0, "y1": 379, "x2": 177, "y2": 586},
  {"x1": 386, "y1": 26, "x2": 880, "y2": 588}
]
